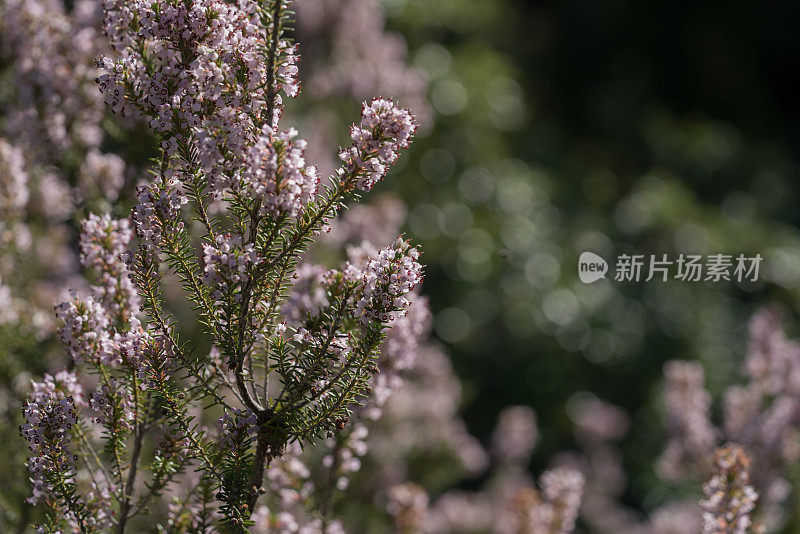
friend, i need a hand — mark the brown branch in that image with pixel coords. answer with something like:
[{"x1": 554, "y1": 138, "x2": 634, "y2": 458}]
[
  {"x1": 116, "y1": 400, "x2": 146, "y2": 533},
  {"x1": 240, "y1": 0, "x2": 288, "y2": 512},
  {"x1": 230, "y1": 0, "x2": 287, "y2": 416}
]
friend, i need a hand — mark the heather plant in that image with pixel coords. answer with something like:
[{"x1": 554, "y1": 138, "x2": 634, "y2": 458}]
[
  {"x1": 0, "y1": 0, "x2": 430, "y2": 529},
  {"x1": 19, "y1": 0, "x2": 424, "y2": 531},
  {"x1": 5, "y1": 0, "x2": 800, "y2": 533}
]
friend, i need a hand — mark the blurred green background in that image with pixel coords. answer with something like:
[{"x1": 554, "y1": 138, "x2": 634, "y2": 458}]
[{"x1": 366, "y1": 0, "x2": 800, "y2": 519}]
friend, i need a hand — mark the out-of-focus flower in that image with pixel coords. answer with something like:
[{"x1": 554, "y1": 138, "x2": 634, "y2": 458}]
[{"x1": 701, "y1": 445, "x2": 759, "y2": 534}]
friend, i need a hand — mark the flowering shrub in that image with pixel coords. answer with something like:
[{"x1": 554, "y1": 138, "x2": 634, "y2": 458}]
[
  {"x1": 3, "y1": 0, "x2": 800, "y2": 533},
  {"x1": 17, "y1": 0, "x2": 428, "y2": 531}
]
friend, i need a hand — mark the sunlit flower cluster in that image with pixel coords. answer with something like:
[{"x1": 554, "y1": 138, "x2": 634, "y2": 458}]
[
  {"x1": 351, "y1": 238, "x2": 423, "y2": 324},
  {"x1": 202, "y1": 233, "x2": 261, "y2": 300},
  {"x1": 240, "y1": 127, "x2": 319, "y2": 218},
  {"x1": 98, "y1": 0, "x2": 299, "y2": 186},
  {"x1": 339, "y1": 98, "x2": 416, "y2": 191}
]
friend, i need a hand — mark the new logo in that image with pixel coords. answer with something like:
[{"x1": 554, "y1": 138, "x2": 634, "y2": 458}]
[{"x1": 578, "y1": 252, "x2": 608, "y2": 283}]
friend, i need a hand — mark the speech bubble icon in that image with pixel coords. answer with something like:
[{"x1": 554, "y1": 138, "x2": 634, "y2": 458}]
[{"x1": 578, "y1": 252, "x2": 608, "y2": 283}]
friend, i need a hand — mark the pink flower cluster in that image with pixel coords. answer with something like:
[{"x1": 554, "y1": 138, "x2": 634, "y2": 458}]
[
  {"x1": 296, "y1": 0, "x2": 431, "y2": 127},
  {"x1": 98, "y1": 0, "x2": 300, "y2": 187},
  {"x1": 382, "y1": 293, "x2": 430, "y2": 372},
  {"x1": 491, "y1": 405, "x2": 539, "y2": 464},
  {"x1": 276, "y1": 41, "x2": 301, "y2": 98},
  {"x1": 21, "y1": 371, "x2": 123, "y2": 530},
  {"x1": 80, "y1": 214, "x2": 131, "y2": 271},
  {"x1": 131, "y1": 176, "x2": 188, "y2": 260},
  {"x1": 251, "y1": 442, "x2": 349, "y2": 533},
  {"x1": 241, "y1": 127, "x2": 319, "y2": 219},
  {"x1": 56, "y1": 294, "x2": 151, "y2": 368},
  {"x1": 30, "y1": 371, "x2": 86, "y2": 408},
  {"x1": 56, "y1": 296, "x2": 115, "y2": 365},
  {"x1": 77, "y1": 150, "x2": 126, "y2": 203},
  {"x1": 701, "y1": 445, "x2": 758, "y2": 534},
  {"x1": 339, "y1": 98, "x2": 416, "y2": 191},
  {"x1": 80, "y1": 213, "x2": 139, "y2": 319},
  {"x1": 658, "y1": 307, "x2": 800, "y2": 531},
  {"x1": 351, "y1": 238, "x2": 423, "y2": 324},
  {"x1": 202, "y1": 233, "x2": 261, "y2": 300},
  {"x1": 20, "y1": 371, "x2": 82, "y2": 505},
  {"x1": 1, "y1": 0, "x2": 106, "y2": 158},
  {"x1": 366, "y1": 295, "x2": 431, "y2": 412},
  {"x1": 659, "y1": 360, "x2": 717, "y2": 478},
  {"x1": 58, "y1": 212, "x2": 153, "y2": 369},
  {"x1": 282, "y1": 264, "x2": 329, "y2": 326}
]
